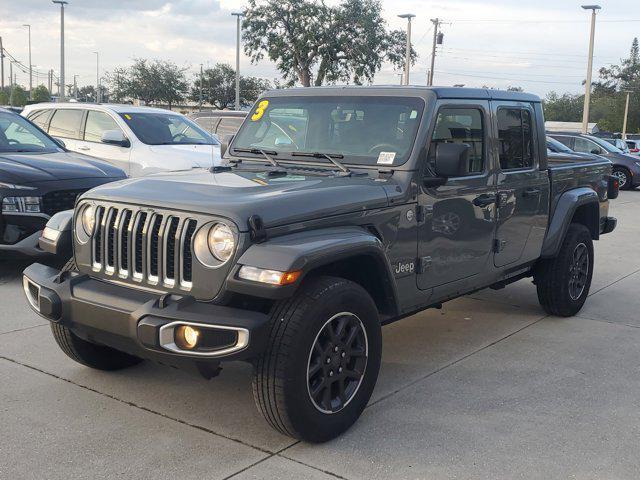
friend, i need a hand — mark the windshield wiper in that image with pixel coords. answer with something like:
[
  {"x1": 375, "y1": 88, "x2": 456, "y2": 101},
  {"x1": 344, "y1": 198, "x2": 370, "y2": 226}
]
[
  {"x1": 290, "y1": 151, "x2": 351, "y2": 175},
  {"x1": 231, "y1": 147, "x2": 289, "y2": 176}
]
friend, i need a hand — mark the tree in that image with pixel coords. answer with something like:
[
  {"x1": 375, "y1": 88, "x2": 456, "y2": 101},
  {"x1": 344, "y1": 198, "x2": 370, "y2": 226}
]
[
  {"x1": 242, "y1": 0, "x2": 416, "y2": 87},
  {"x1": 189, "y1": 63, "x2": 271, "y2": 109},
  {"x1": 31, "y1": 85, "x2": 51, "y2": 102},
  {"x1": 543, "y1": 92, "x2": 584, "y2": 122},
  {"x1": 9, "y1": 85, "x2": 28, "y2": 107},
  {"x1": 0, "y1": 88, "x2": 9, "y2": 105}
]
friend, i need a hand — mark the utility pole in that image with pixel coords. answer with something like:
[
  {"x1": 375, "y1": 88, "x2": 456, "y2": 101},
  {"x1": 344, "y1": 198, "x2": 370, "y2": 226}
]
[
  {"x1": 231, "y1": 11, "x2": 245, "y2": 110},
  {"x1": 9, "y1": 61, "x2": 13, "y2": 106},
  {"x1": 23, "y1": 24, "x2": 32, "y2": 98},
  {"x1": 397, "y1": 14, "x2": 415, "y2": 85},
  {"x1": 581, "y1": 5, "x2": 601, "y2": 134},
  {"x1": 73, "y1": 74, "x2": 78, "y2": 100},
  {"x1": 429, "y1": 18, "x2": 441, "y2": 86},
  {"x1": 622, "y1": 90, "x2": 632, "y2": 139},
  {"x1": 53, "y1": 1, "x2": 68, "y2": 101},
  {"x1": 93, "y1": 51, "x2": 100, "y2": 102},
  {"x1": 0, "y1": 36, "x2": 5, "y2": 90},
  {"x1": 199, "y1": 63, "x2": 203, "y2": 110}
]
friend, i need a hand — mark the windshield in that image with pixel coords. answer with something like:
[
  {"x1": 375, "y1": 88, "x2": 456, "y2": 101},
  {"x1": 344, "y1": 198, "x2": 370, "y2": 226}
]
[
  {"x1": 0, "y1": 112, "x2": 62, "y2": 153},
  {"x1": 231, "y1": 95, "x2": 425, "y2": 167},
  {"x1": 546, "y1": 136, "x2": 573, "y2": 153},
  {"x1": 589, "y1": 136, "x2": 624, "y2": 154},
  {"x1": 119, "y1": 112, "x2": 219, "y2": 146}
]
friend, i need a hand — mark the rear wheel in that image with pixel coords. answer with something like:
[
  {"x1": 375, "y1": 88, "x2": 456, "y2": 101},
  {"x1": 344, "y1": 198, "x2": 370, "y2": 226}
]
[
  {"x1": 252, "y1": 276, "x2": 382, "y2": 442},
  {"x1": 535, "y1": 223, "x2": 594, "y2": 317},
  {"x1": 612, "y1": 167, "x2": 632, "y2": 190}
]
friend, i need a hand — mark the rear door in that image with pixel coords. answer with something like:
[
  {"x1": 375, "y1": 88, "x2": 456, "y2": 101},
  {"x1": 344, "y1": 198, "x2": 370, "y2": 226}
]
[
  {"x1": 47, "y1": 108, "x2": 84, "y2": 151},
  {"x1": 417, "y1": 101, "x2": 497, "y2": 291},
  {"x1": 76, "y1": 110, "x2": 131, "y2": 174},
  {"x1": 493, "y1": 102, "x2": 549, "y2": 268}
]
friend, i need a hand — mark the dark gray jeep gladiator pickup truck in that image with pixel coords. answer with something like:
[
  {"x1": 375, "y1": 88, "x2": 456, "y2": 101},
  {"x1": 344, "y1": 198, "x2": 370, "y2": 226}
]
[{"x1": 23, "y1": 87, "x2": 618, "y2": 442}]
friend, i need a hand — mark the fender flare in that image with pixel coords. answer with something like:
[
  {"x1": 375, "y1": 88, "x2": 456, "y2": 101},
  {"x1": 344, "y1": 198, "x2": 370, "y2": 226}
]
[
  {"x1": 38, "y1": 209, "x2": 73, "y2": 257},
  {"x1": 226, "y1": 226, "x2": 399, "y2": 311},
  {"x1": 541, "y1": 187, "x2": 600, "y2": 258}
]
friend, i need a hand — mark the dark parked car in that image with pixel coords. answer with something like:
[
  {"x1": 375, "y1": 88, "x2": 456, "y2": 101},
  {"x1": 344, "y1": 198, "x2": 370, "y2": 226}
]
[
  {"x1": 549, "y1": 132, "x2": 640, "y2": 190},
  {"x1": 626, "y1": 139, "x2": 640, "y2": 155},
  {"x1": 25, "y1": 87, "x2": 617, "y2": 442},
  {"x1": 0, "y1": 108, "x2": 126, "y2": 256}
]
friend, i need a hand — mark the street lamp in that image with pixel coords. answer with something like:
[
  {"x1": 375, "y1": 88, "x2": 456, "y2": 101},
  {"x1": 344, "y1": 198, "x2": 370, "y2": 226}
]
[
  {"x1": 52, "y1": 0, "x2": 68, "y2": 101},
  {"x1": 581, "y1": 4, "x2": 601, "y2": 134},
  {"x1": 622, "y1": 90, "x2": 633, "y2": 140},
  {"x1": 93, "y1": 51, "x2": 100, "y2": 103},
  {"x1": 398, "y1": 13, "x2": 415, "y2": 85},
  {"x1": 23, "y1": 24, "x2": 32, "y2": 99},
  {"x1": 231, "y1": 11, "x2": 245, "y2": 110}
]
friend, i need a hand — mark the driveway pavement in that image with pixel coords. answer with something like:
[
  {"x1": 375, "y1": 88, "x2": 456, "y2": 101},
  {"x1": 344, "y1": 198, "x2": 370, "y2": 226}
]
[{"x1": 1, "y1": 191, "x2": 639, "y2": 479}]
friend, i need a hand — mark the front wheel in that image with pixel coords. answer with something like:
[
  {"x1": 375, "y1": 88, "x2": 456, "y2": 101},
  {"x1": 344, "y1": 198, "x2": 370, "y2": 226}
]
[
  {"x1": 252, "y1": 276, "x2": 382, "y2": 442},
  {"x1": 612, "y1": 167, "x2": 632, "y2": 190},
  {"x1": 534, "y1": 223, "x2": 594, "y2": 317}
]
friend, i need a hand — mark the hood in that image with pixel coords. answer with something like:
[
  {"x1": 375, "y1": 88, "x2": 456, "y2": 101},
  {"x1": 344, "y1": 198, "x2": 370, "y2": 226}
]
[
  {"x1": 83, "y1": 168, "x2": 391, "y2": 230},
  {"x1": 147, "y1": 144, "x2": 222, "y2": 168},
  {"x1": 0, "y1": 151, "x2": 126, "y2": 185}
]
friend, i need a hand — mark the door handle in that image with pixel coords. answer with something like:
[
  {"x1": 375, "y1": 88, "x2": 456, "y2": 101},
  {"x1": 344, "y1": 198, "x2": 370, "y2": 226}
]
[
  {"x1": 78, "y1": 146, "x2": 90, "y2": 151},
  {"x1": 473, "y1": 194, "x2": 496, "y2": 208},
  {"x1": 523, "y1": 187, "x2": 540, "y2": 197}
]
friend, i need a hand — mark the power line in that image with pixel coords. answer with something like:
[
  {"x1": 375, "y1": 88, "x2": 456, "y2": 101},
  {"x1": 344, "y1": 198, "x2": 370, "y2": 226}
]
[
  {"x1": 440, "y1": 46, "x2": 621, "y2": 62},
  {"x1": 435, "y1": 70, "x2": 583, "y2": 85}
]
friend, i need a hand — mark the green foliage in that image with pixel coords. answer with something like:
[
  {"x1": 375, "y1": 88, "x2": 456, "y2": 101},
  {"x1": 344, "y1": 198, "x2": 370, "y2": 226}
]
[
  {"x1": 544, "y1": 38, "x2": 640, "y2": 134},
  {"x1": 106, "y1": 59, "x2": 189, "y2": 107},
  {"x1": 189, "y1": 63, "x2": 271, "y2": 109},
  {"x1": 0, "y1": 88, "x2": 9, "y2": 105},
  {"x1": 31, "y1": 85, "x2": 51, "y2": 102},
  {"x1": 9, "y1": 85, "x2": 28, "y2": 107},
  {"x1": 242, "y1": 0, "x2": 416, "y2": 87}
]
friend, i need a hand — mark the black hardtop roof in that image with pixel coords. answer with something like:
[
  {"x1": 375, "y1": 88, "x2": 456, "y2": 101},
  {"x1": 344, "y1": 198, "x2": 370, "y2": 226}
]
[{"x1": 261, "y1": 85, "x2": 541, "y2": 103}]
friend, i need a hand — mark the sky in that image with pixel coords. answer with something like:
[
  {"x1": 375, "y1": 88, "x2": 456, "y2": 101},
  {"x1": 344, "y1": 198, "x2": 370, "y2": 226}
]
[{"x1": 0, "y1": 0, "x2": 638, "y2": 98}]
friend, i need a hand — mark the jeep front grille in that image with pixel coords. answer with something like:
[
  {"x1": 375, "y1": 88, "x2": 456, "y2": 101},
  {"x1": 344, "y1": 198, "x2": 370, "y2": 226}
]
[{"x1": 90, "y1": 206, "x2": 197, "y2": 290}]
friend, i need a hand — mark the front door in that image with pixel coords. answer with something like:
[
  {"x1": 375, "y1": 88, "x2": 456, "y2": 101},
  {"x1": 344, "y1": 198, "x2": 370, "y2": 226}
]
[
  {"x1": 492, "y1": 102, "x2": 549, "y2": 267},
  {"x1": 417, "y1": 101, "x2": 497, "y2": 291}
]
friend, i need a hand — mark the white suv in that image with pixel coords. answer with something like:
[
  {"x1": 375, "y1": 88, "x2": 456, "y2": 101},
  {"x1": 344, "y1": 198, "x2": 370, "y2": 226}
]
[{"x1": 22, "y1": 103, "x2": 221, "y2": 177}]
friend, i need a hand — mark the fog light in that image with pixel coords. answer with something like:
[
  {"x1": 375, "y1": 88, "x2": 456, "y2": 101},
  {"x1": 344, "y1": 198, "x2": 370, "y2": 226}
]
[{"x1": 175, "y1": 325, "x2": 200, "y2": 350}]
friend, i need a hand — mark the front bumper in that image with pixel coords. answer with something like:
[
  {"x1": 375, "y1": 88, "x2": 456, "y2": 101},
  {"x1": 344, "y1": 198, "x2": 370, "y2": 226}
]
[
  {"x1": 0, "y1": 230, "x2": 46, "y2": 256},
  {"x1": 22, "y1": 263, "x2": 270, "y2": 369}
]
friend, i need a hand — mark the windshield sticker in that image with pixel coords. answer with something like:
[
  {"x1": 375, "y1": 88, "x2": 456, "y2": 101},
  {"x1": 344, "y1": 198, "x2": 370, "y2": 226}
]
[
  {"x1": 124, "y1": 114, "x2": 132, "y2": 120},
  {"x1": 251, "y1": 100, "x2": 269, "y2": 121},
  {"x1": 377, "y1": 152, "x2": 396, "y2": 165}
]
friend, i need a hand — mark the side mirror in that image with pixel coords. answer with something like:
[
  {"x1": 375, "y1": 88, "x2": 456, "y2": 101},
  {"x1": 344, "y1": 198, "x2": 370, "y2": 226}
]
[
  {"x1": 101, "y1": 130, "x2": 130, "y2": 147},
  {"x1": 434, "y1": 143, "x2": 471, "y2": 178},
  {"x1": 221, "y1": 134, "x2": 235, "y2": 158},
  {"x1": 590, "y1": 148, "x2": 601, "y2": 155},
  {"x1": 54, "y1": 137, "x2": 66, "y2": 149}
]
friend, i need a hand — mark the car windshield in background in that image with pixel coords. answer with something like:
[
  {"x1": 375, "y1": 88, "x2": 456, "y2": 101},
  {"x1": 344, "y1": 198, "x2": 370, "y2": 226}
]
[
  {"x1": 231, "y1": 96, "x2": 425, "y2": 167},
  {"x1": 119, "y1": 112, "x2": 219, "y2": 146},
  {"x1": 0, "y1": 112, "x2": 62, "y2": 153},
  {"x1": 547, "y1": 136, "x2": 573, "y2": 154},
  {"x1": 590, "y1": 136, "x2": 624, "y2": 154}
]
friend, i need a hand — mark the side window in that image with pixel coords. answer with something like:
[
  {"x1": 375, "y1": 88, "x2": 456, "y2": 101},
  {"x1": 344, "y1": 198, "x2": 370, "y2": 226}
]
[
  {"x1": 553, "y1": 136, "x2": 573, "y2": 149},
  {"x1": 429, "y1": 107, "x2": 485, "y2": 175},
  {"x1": 216, "y1": 117, "x2": 244, "y2": 136},
  {"x1": 497, "y1": 108, "x2": 534, "y2": 170},
  {"x1": 84, "y1": 111, "x2": 121, "y2": 143},
  {"x1": 48, "y1": 109, "x2": 84, "y2": 140},
  {"x1": 574, "y1": 137, "x2": 601, "y2": 154},
  {"x1": 27, "y1": 110, "x2": 53, "y2": 131}
]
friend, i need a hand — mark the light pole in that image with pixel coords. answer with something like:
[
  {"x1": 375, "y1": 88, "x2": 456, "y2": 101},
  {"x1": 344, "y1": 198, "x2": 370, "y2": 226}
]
[
  {"x1": 581, "y1": 5, "x2": 601, "y2": 134},
  {"x1": 93, "y1": 51, "x2": 100, "y2": 103},
  {"x1": 52, "y1": 1, "x2": 68, "y2": 101},
  {"x1": 231, "y1": 11, "x2": 245, "y2": 110},
  {"x1": 23, "y1": 24, "x2": 32, "y2": 99},
  {"x1": 428, "y1": 18, "x2": 442, "y2": 86},
  {"x1": 622, "y1": 90, "x2": 632, "y2": 140},
  {"x1": 199, "y1": 63, "x2": 204, "y2": 110},
  {"x1": 398, "y1": 14, "x2": 415, "y2": 85},
  {"x1": 73, "y1": 74, "x2": 78, "y2": 100}
]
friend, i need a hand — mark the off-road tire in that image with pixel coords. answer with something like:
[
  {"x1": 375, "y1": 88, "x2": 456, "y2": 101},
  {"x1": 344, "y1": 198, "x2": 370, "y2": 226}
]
[
  {"x1": 535, "y1": 223, "x2": 594, "y2": 317},
  {"x1": 612, "y1": 167, "x2": 632, "y2": 190},
  {"x1": 252, "y1": 276, "x2": 382, "y2": 443}
]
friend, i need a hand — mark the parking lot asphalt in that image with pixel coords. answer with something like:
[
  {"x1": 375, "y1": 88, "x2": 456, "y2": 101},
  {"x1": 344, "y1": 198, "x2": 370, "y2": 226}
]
[{"x1": 1, "y1": 191, "x2": 639, "y2": 480}]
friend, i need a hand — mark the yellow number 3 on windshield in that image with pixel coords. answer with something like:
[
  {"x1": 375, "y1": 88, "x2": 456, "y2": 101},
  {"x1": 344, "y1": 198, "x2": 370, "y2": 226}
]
[{"x1": 251, "y1": 100, "x2": 269, "y2": 121}]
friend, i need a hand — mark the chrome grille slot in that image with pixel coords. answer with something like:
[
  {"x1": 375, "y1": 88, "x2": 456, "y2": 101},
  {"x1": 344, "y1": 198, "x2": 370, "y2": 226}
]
[
  {"x1": 181, "y1": 219, "x2": 197, "y2": 285},
  {"x1": 91, "y1": 206, "x2": 105, "y2": 270},
  {"x1": 105, "y1": 208, "x2": 118, "y2": 274},
  {"x1": 118, "y1": 210, "x2": 133, "y2": 276},
  {"x1": 83, "y1": 203, "x2": 201, "y2": 293}
]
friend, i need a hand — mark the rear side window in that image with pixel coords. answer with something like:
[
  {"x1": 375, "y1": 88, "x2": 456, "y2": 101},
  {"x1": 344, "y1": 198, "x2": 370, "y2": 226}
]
[
  {"x1": 27, "y1": 110, "x2": 53, "y2": 131},
  {"x1": 497, "y1": 108, "x2": 534, "y2": 170},
  {"x1": 84, "y1": 111, "x2": 121, "y2": 143},
  {"x1": 48, "y1": 109, "x2": 84, "y2": 139},
  {"x1": 573, "y1": 137, "x2": 603, "y2": 154},
  {"x1": 430, "y1": 107, "x2": 485, "y2": 175},
  {"x1": 216, "y1": 117, "x2": 245, "y2": 136},
  {"x1": 552, "y1": 136, "x2": 573, "y2": 149}
]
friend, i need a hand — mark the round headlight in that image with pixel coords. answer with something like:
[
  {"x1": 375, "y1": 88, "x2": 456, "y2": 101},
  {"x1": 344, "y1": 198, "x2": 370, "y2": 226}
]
[
  {"x1": 81, "y1": 205, "x2": 96, "y2": 235},
  {"x1": 207, "y1": 223, "x2": 235, "y2": 262}
]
